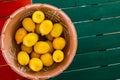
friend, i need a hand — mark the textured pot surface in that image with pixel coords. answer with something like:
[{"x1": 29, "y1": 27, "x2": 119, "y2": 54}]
[{"x1": 1, "y1": 4, "x2": 77, "y2": 80}]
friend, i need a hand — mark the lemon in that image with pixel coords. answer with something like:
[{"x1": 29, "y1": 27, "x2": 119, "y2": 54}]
[
  {"x1": 46, "y1": 40, "x2": 54, "y2": 53},
  {"x1": 22, "y1": 18, "x2": 35, "y2": 32},
  {"x1": 40, "y1": 53, "x2": 54, "y2": 67},
  {"x1": 53, "y1": 50, "x2": 64, "y2": 63},
  {"x1": 29, "y1": 58, "x2": 43, "y2": 71},
  {"x1": 35, "y1": 23, "x2": 40, "y2": 34},
  {"x1": 23, "y1": 33, "x2": 38, "y2": 47},
  {"x1": 32, "y1": 10, "x2": 45, "y2": 23},
  {"x1": 53, "y1": 37, "x2": 66, "y2": 50},
  {"x1": 39, "y1": 20, "x2": 53, "y2": 36},
  {"x1": 50, "y1": 23, "x2": 63, "y2": 37},
  {"x1": 17, "y1": 51, "x2": 30, "y2": 66},
  {"x1": 46, "y1": 34, "x2": 53, "y2": 41},
  {"x1": 34, "y1": 41, "x2": 50, "y2": 54},
  {"x1": 15, "y1": 28, "x2": 27, "y2": 44},
  {"x1": 31, "y1": 51, "x2": 40, "y2": 58},
  {"x1": 21, "y1": 44, "x2": 32, "y2": 54}
]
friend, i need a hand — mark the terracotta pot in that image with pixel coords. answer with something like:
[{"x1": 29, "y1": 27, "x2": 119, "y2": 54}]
[{"x1": 1, "y1": 4, "x2": 77, "y2": 80}]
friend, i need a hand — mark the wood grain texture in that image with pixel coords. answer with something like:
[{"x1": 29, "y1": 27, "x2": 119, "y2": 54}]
[
  {"x1": 0, "y1": 66, "x2": 23, "y2": 80},
  {"x1": 0, "y1": 0, "x2": 119, "y2": 80},
  {"x1": 66, "y1": 49, "x2": 120, "y2": 70},
  {"x1": 32, "y1": 0, "x2": 120, "y2": 80},
  {"x1": 33, "y1": 0, "x2": 120, "y2": 8},
  {"x1": 77, "y1": 33, "x2": 120, "y2": 53},
  {"x1": 0, "y1": 18, "x2": 8, "y2": 32},
  {"x1": 75, "y1": 18, "x2": 120, "y2": 37},
  {"x1": 50, "y1": 64, "x2": 120, "y2": 80},
  {"x1": 0, "y1": 51, "x2": 7, "y2": 65},
  {"x1": 0, "y1": 0, "x2": 31, "y2": 80},
  {"x1": 63, "y1": 1, "x2": 120, "y2": 22},
  {"x1": 0, "y1": 0, "x2": 31, "y2": 16},
  {"x1": 33, "y1": 0, "x2": 120, "y2": 22}
]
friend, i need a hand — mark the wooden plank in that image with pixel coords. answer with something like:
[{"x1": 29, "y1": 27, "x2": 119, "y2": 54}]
[
  {"x1": 75, "y1": 18, "x2": 120, "y2": 37},
  {"x1": 0, "y1": 0, "x2": 15, "y2": 2},
  {"x1": 3, "y1": 49, "x2": 120, "y2": 79},
  {"x1": 0, "y1": 0, "x2": 31, "y2": 16},
  {"x1": 50, "y1": 64, "x2": 120, "y2": 80},
  {"x1": 0, "y1": 18, "x2": 8, "y2": 32},
  {"x1": 33, "y1": 0, "x2": 78, "y2": 8},
  {"x1": 66, "y1": 49, "x2": 120, "y2": 71},
  {"x1": 0, "y1": 66, "x2": 24, "y2": 80},
  {"x1": 77, "y1": 33, "x2": 120, "y2": 53},
  {"x1": 32, "y1": 0, "x2": 119, "y2": 8},
  {"x1": 63, "y1": 2, "x2": 120, "y2": 22},
  {"x1": 0, "y1": 51, "x2": 7, "y2": 65}
]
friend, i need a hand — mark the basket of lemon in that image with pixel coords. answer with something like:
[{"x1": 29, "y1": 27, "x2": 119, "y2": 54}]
[{"x1": 1, "y1": 4, "x2": 77, "y2": 79}]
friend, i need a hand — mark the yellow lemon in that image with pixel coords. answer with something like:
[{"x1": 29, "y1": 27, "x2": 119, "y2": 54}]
[
  {"x1": 40, "y1": 53, "x2": 54, "y2": 67},
  {"x1": 17, "y1": 51, "x2": 30, "y2": 66},
  {"x1": 53, "y1": 37, "x2": 66, "y2": 50},
  {"x1": 29, "y1": 58, "x2": 43, "y2": 71},
  {"x1": 15, "y1": 28, "x2": 27, "y2": 44},
  {"x1": 31, "y1": 51, "x2": 41, "y2": 58},
  {"x1": 46, "y1": 40, "x2": 54, "y2": 53},
  {"x1": 35, "y1": 23, "x2": 40, "y2": 34},
  {"x1": 50, "y1": 23, "x2": 63, "y2": 37},
  {"x1": 34, "y1": 41, "x2": 50, "y2": 54},
  {"x1": 21, "y1": 44, "x2": 32, "y2": 54},
  {"x1": 22, "y1": 18, "x2": 35, "y2": 32},
  {"x1": 39, "y1": 20, "x2": 53, "y2": 36},
  {"x1": 46, "y1": 34, "x2": 53, "y2": 41},
  {"x1": 32, "y1": 10, "x2": 45, "y2": 23},
  {"x1": 23, "y1": 33, "x2": 38, "y2": 47},
  {"x1": 53, "y1": 50, "x2": 64, "y2": 63}
]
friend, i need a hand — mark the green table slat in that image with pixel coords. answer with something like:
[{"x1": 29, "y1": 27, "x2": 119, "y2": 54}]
[
  {"x1": 67, "y1": 49, "x2": 120, "y2": 70},
  {"x1": 77, "y1": 33, "x2": 120, "y2": 53},
  {"x1": 32, "y1": 0, "x2": 119, "y2": 8},
  {"x1": 50, "y1": 64, "x2": 120, "y2": 80},
  {"x1": 32, "y1": 0, "x2": 120, "y2": 80},
  {"x1": 75, "y1": 18, "x2": 120, "y2": 37},
  {"x1": 63, "y1": 2, "x2": 120, "y2": 22}
]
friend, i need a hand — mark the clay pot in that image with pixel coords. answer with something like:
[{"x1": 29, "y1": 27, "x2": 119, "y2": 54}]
[{"x1": 1, "y1": 4, "x2": 77, "y2": 80}]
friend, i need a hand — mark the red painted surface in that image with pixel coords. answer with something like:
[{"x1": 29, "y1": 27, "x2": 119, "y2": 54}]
[
  {"x1": 0, "y1": 66, "x2": 27, "y2": 80},
  {"x1": 0, "y1": 0, "x2": 31, "y2": 16},
  {"x1": 0, "y1": 50, "x2": 7, "y2": 65},
  {"x1": 0, "y1": 18, "x2": 8, "y2": 32},
  {"x1": 0, "y1": 0, "x2": 31, "y2": 79}
]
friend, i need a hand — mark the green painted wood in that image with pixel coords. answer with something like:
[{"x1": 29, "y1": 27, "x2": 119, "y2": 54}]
[
  {"x1": 32, "y1": 0, "x2": 119, "y2": 8},
  {"x1": 63, "y1": 2, "x2": 120, "y2": 22},
  {"x1": 33, "y1": 1, "x2": 120, "y2": 80},
  {"x1": 75, "y1": 18, "x2": 120, "y2": 37},
  {"x1": 77, "y1": 33, "x2": 120, "y2": 53},
  {"x1": 33, "y1": 0, "x2": 78, "y2": 8},
  {"x1": 50, "y1": 64, "x2": 120, "y2": 80},
  {"x1": 66, "y1": 49, "x2": 120, "y2": 71}
]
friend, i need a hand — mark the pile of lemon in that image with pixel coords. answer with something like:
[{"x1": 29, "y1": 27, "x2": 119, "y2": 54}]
[{"x1": 15, "y1": 10, "x2": 66, "y2": 72}]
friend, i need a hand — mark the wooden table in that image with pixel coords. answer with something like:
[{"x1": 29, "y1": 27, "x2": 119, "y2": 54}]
[
  {"x1": 0, "y1": 0, "x2": 31, "y2": 79},
  {"x1": 1, "y1": 0, "x2": 120, "y2": 80}
]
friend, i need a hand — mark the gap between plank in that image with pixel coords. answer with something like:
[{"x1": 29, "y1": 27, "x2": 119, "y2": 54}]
[{"x1": 61, "y1": 0, "x2": 120, "y2": 10}]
